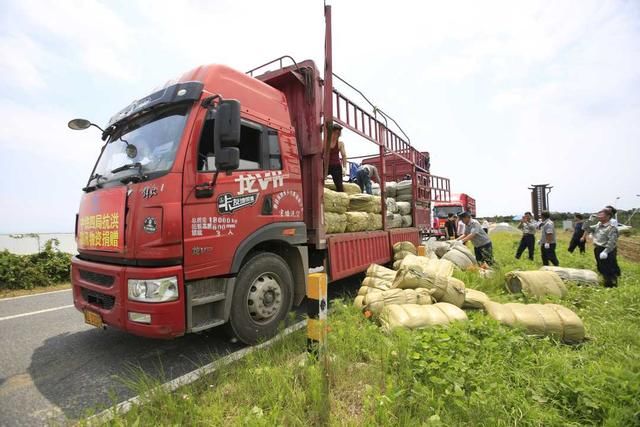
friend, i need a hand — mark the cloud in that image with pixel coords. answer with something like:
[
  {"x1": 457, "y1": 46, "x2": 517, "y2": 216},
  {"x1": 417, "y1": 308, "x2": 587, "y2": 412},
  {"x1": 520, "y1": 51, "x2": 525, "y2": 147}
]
[{"x1": 0, "y1": 33, "x2": 48, "y2": 90}]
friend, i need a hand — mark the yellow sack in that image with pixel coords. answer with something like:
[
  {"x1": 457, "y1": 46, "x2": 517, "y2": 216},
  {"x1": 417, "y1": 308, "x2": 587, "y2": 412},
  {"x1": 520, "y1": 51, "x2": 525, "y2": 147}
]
[
  {"x1": 399, "y1": 254, "x2": 455, "y2": 277},
  {"x1": 353, "y1": 295, "x2": 365, "y2": 309},
  {"x1": 361, "y1": 276, "x2": 392, "y2": 291},
  {"x1": 363, "y1": 288, "x2": 434, "y2": 316},
  {"x1": 323, "y1": 188, "x2": 349, "y2": 214},
  {"x1": 463, "y1": 288, "x2": 491, "y2": 309},
  {"x1": 393, "y1": 241, "x2": 417, "y2": 255},
  {"x1": 357, "y1": 286, "x2": 384, "y2": 296},
  {"x1": 345, "y1": 212, "x2": 369, "y2": 232},
  {"x1": 324, "y1": 212, "x2": 347, "y2": 234},
  {"x1": 324, "y1": 180, "x2": 361, "y2": 195},
  {"x1": 380, "y1": 303, "x2": 468, "y2": 331},
  {"x1": 366, "y1": 264, "x2": 397, "y2": 282},
  {"x1": 505, "y1": 271, "x2": 568, "y2": 299},
  {"x1": 366, "y1": 213, "x2": 383, "y2": 231}
]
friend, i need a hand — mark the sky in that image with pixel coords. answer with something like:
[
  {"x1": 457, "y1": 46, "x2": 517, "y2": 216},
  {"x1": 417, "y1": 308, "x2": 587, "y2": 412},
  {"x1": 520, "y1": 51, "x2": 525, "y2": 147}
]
[{"x1": 0, "y1": 0, "x2": 639, "y2": 232}]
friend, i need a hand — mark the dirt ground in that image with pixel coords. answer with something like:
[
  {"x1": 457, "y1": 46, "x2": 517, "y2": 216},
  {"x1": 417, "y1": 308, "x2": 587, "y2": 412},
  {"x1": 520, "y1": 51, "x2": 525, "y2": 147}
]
[{"x1": 619, "y1": 235, "x2": 640, "y2": 263}]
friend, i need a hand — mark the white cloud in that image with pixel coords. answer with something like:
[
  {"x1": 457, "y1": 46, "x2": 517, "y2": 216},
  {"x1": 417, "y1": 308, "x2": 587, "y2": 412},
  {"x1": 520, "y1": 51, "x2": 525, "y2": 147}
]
[{"x1": 0, "y1": 34, "x2": 48, "y2": 90}]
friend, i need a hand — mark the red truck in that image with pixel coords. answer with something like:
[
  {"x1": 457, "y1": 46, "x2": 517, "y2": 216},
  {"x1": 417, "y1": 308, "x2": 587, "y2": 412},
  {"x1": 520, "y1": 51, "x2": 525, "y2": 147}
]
[
  {"x1": 433, "y1": 193, "x2": 476, "y2": 237},
  {"x1": 68, "y1": 6, "x2": 450, "y2": 344}
]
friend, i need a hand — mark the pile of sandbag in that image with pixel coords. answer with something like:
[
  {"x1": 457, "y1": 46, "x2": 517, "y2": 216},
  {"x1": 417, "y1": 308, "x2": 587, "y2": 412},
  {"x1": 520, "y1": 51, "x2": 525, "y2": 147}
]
[
  {"x1": 385, "y1": 181, "x2": 398, "y2": 198},
  {"x1": 345, "y1": 212, "x2": 369, "y2": 232},
  {"x1": 540, "y1": 266, "x2": 599, "y2": 285},
  {"x1": 385, "y1": 197, "x2": 403, "y2": 229},
  {"x1": 395, "y1": 179, "x2": 413, "y2": 202},
  {"x1": 392, "y1": 267, "x2": 465, "y2": 307},
  {"x1": 462, "y1": 288, "x2": 491, "y2": 309},
  {"x1": 484, "y1": 302, "x2": 585, "y2": 343},
  {"x1": 505, "y1": 270, "x2": 568, "y2": 298},
  {"x1": 441, "y1": 241, "x2": 477, "y2": 270},
  {"x1": 392, "y1": 241, "x2": 417, "y2": 265},
  {"x1": 359, "y1": 288, "x2": 434, "y2": 315},
  {"x1": 366, "y1": 213, "x2": 383, "y2": 231},
  {"x1": 324, "y1": 179, "x2": 361, "y2": 194},
  {"x1": 353, "y1": 264, "x2": 396, "y2": 308},
  {"x1": 380, "y1": 302, "x2": 468, "y2": 331},
  {"x1": 349, "y1": 193, "x2": 382, "y2": 213}
]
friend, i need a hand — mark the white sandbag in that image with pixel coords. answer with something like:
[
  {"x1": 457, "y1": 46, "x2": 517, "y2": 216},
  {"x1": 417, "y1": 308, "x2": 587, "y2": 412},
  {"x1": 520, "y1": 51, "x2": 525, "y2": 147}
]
[
  {"x1": 371, "y1": 182, "x2": 381, "y2": 196},
  {"x1": 442, "y1": 250, "x2": 473, "y2": 270},
  {"x1": 385, "y1": 181, "x2": 398, "y2": 198},
  {"x1": 401, "y1": 215, "x2": 412, "y2": 227},
  {"x1": 396, "y1": 202, "x2": 411, "y2": 215},
  {"x1": 388, "y1": 213, "x2": 403, "y2": 228},
  {"x1": 323, "y1": 188, "x2": 349, "y2": 214},
  {"x1": 395, "y1": 194, "x2": 413, "y2": 203},
  {"x1": 463, "y1": 288, "x2": 491, "y2": 309},
  {"x1": 449, "y1": 241, "x2": 477, "y2": 264},
  {"x1": 395, "y1": 179, "x2": 412, "y2": 194},
  {"x1": 354, "y1": 295, "x2": 365, "y2": 309},
  {"x1": 397, "y1": 255, "x2": 455, "y2": 278},
  {"x1": 380, "y1": 303, "x2": 467, "y2": 331},
  {"x1": 505, "y1": 271, "x2": 568, "y2": 299},
  {"x1": 540, "y1": 266, "x2": 599, "y2": 285},
  {"x1": 385, "y1": 197, "x2": 398, "y2": 214}
]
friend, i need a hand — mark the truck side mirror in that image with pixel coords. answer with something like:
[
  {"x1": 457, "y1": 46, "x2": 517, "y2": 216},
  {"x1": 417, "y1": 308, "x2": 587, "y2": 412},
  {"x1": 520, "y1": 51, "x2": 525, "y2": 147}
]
[{"x1": 213, "y1": 100, "x2": 241, "y2": 171}]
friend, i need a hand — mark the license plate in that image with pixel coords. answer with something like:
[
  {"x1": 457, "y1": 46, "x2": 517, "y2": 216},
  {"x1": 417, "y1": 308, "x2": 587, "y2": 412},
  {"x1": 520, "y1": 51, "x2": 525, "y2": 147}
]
[{"x1": 84, "y1": 310, "x2": 103, "y2": 328}]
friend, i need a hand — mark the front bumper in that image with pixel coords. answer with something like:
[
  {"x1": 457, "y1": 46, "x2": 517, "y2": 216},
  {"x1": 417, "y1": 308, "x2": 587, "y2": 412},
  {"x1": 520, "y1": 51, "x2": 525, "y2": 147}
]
[{"x1": 71, "y1": 256, "x2": 185, "y2": 339}]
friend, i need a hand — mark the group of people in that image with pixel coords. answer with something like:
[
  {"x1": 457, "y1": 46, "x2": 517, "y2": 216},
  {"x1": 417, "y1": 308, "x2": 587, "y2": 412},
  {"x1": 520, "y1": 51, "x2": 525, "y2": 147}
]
[
  {"x1": 515, "y1": 207, "x2": 621, "y2": 287},
  {"x1": 327, "y1": 123, "x2": 380, "y2": 195}
]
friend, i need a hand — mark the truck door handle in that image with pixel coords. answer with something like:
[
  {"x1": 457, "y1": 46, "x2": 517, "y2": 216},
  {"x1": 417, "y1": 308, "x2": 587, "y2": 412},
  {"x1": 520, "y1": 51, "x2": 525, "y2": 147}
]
[
  {"x1": 262, "y1": 195, "x2": 273, "y2": 215},
  {"x1": 195, "y1": 184, "x2": 214, "y2": 199}
]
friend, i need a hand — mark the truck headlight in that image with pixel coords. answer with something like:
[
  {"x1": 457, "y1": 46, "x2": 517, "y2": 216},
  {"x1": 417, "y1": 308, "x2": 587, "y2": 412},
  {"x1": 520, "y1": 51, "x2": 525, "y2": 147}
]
[{"x1": 127, "y1": 276, "x2": 179, "y2": 302}]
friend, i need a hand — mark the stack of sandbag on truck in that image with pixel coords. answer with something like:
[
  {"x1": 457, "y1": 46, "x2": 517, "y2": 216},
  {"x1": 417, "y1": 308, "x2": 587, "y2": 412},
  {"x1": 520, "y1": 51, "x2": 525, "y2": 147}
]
[
  {"x1": 347, "y1": 193, "x2": 383, "y2": 232},
  {"x1": 540, "y1": 266, "x2": 599, "y2": 285},
  {"x1": 483, "y1": 302, "x2": 585, "y2": 343},
  {"x1": 385, "y1": 195, "x2": 403, "y2": 229},
  {"x1": 323, "y1": 188, "x2": 349, "y2": 234},
  {"x1": 324, "y1": 179, "x2": 361, "y2": 194},
  {"x1": 386, "y1": 179, "x2": 412, "y2": 227}
]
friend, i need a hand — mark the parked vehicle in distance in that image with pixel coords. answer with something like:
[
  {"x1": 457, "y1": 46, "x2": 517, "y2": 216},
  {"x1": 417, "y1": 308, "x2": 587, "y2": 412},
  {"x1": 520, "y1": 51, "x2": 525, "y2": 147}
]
[{"x1": 432, "y1": 193, "x2": 476, "y2": 238}]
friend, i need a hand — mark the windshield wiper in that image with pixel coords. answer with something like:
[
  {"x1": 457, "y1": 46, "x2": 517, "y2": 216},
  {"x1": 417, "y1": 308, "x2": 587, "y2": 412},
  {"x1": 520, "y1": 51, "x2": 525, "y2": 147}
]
[
  {"x1": 82, "y1": 174, "x2": 107, "y2": 192},
  {"x1": 111, "y1": 162, "x2": 148, "y2": 184}
]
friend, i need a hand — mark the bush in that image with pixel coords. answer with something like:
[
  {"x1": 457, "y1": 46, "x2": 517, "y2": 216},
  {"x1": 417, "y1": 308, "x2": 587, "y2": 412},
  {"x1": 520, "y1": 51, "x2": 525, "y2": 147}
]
[{"x1": 0, "y1": 239, "x2": 72, "y2": 290}]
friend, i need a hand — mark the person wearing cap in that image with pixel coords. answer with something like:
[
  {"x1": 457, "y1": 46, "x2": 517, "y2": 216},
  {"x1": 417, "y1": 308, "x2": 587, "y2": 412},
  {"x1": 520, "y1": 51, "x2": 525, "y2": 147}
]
[
  {"x1": 539, "y1": 211, "x2": 559, "y2": 266},
  {"x1": 456, "y1": 211, "x2": 494, "y2": 265},
  {"x1": 355, "y1": 164, "x2": 380, "y2": 195},
  {"x1": 515, "y1": 211, "x2": 537, "y2": 260},
  {"x1": 327, "y1": 123, "x2": 347, "y2": 192},
  {"x1": 582, "y1": 207, "x2": 620, "y2": 287}
]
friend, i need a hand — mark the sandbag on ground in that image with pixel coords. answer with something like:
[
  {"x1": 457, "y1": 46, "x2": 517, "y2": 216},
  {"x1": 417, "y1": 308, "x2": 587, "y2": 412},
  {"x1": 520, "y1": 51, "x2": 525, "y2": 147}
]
[
  {"x1": 396, "y1": 201, "x2": 411, "y2": 215},
  {"x1": 361, "y1": 277, "x2": 392, "y2": 291},
  {"x1": 463, "y1": 288, "x2": 491, "y2": 309},
  {"x1": 324, "y1": 180, "x2": 361, "y2": 194},
  {"x1": 540, "y1": 266, "x2": 599, "y2": 285},
  {"x1": 363, "y1": 288, "x2": 434, "y2": 315},
  {"x1": 397, "y1": 254, "x2": 455, "y2": 277},
  {"x1": 366, "y1": 213, "x2": 383, "y2": 231},
  {"x1": 366, "y1": 264, "x2": 397, "y2": 282},
  {"x1": 483, "y1": 302, "x2": 585, "y2": 343},
  {"x1": 431, "y1": 241, "x2": 451, "y2": 258},
  {"x1": 442, "y1": 250, "x2": 474, "y2": 270},
  {"x1": 353, "y1": 295, "x2": 365, "y2": 309},
  {"x1": 380, "y1": 302, "x2": 468, "y2": 331},
  {"x1": 357, "y1": 286, "x2": 384, "y2": 296},
  {"x1": 449, "y1": 242, "x2": 477, "y2": 264},
  {"x1": 394, "y1": 241, "x2": 417, "y2": 255},
  {"x1": 505, "y1": 270, "x2": 568, "y2": 299},
  {"x1": 324, "y1": 212, "x2": 347, "y2": 234},
  {"x1": 391, "y1": 268, "x2": 465, "y2": 307},
  {"x1": 345, "y1": 212, "x2": 369, "y2": 232},
  {"x1": 323, "y1": 188, "x2": 349, "y2": 214}
]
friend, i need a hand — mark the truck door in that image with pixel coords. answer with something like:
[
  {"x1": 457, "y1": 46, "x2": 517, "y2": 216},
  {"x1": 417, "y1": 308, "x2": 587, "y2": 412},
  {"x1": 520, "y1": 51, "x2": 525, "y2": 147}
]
[{"x1": 182, "y1": 111, "x2": 300, "y2": 281}]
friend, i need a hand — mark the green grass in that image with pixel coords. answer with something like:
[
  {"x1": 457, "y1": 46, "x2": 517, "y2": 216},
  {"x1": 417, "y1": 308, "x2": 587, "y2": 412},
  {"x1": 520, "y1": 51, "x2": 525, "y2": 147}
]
[{"x1": 95, "y1": 233, "x2": 640, "y2": 426}]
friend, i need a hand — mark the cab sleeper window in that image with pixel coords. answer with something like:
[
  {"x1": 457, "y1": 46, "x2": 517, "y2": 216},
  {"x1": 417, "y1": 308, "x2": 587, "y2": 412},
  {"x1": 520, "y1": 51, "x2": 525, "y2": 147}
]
[{"x1": 197, "y1": 117, "x2": 282, "y2": 171}]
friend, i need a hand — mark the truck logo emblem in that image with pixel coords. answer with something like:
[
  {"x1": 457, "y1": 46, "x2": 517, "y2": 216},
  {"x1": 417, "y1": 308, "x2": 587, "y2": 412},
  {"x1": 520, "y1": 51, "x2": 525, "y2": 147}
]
[
  {"x1": 217, "y1": 193, "x2": 258, "y2": 214},
  {"x1": 143, "y1": 217, "x2": 157, "y2": 233},
  {"x1": 234, "y1": 171, "x2": 284, "y2": 195},
  {"x1": 141, "y1": 186, "x2": 158, "y2": 199}
]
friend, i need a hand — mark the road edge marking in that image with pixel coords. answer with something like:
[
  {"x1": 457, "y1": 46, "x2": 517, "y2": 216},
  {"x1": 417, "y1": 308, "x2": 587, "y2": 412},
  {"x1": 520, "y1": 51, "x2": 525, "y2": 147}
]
[
  {"x1": 0, "y1": 305, "x2": 75, "y2": 322},
  {"x1": 0, "y1": 288, "x2": 71, "y2": 301},
  {"x1": 87, "y1": 320, "x2": 307, "y2": 425}
]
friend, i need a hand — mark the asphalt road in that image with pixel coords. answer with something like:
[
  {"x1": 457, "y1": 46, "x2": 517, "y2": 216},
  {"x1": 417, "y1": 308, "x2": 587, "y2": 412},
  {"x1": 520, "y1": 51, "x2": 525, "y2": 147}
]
[{"x1": 0, "y1": 280, "x2": 357, "y2": 426}]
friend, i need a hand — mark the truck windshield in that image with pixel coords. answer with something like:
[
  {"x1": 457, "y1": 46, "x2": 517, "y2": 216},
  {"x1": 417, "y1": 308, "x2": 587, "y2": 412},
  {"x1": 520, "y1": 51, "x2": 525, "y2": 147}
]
[
  {"x1": 89, "y1": 104, "x2": 189, "y2": 186},
  {"x1": 434, "y1": 206, "x2": 462, "y2": 218}
]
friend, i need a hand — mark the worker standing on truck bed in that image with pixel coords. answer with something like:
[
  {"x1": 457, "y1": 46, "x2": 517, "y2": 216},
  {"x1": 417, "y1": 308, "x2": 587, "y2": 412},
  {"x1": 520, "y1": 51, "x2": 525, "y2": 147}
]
[
  {"x1": 355, "y1": 163, "x2": 380, "y2": 194},
  {"x1": 457, "y1": 212, "x2": 494, "y2": 265},
  {"x1": 515, "y1": 211, "x2": 537, "y2": 260},
  {"x1": 539, "y1": 211, "x2": 559, "y2": 266},
  {"x1": 328, "y1": 123, "x2": 347, "y2": 192},
  {"x1": 583, "y1": 207, "x2": 620, "y2": 287}
]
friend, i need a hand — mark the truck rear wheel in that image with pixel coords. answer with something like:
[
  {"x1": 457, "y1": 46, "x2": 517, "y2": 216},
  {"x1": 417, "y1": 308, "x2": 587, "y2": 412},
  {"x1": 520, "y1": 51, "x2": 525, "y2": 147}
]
[{"x1": 228, "y1": 252, "x2": 294, "y2": 344}]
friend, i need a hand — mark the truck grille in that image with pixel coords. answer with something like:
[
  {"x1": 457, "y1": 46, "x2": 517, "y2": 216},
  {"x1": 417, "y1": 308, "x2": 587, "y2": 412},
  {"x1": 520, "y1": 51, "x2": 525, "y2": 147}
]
[
  {"x1": 79, "y1": 269, "x2": 115, "y2": 288},
  {"x1": 81, "y1": 288, "x2": 116, "y2": 310}
]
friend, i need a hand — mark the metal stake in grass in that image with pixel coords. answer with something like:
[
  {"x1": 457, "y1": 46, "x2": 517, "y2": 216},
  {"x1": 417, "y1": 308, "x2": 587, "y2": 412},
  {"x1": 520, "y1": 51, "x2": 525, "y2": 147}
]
[{"x1": 306, "y1": 272, "x2": 329, "y2": 423}]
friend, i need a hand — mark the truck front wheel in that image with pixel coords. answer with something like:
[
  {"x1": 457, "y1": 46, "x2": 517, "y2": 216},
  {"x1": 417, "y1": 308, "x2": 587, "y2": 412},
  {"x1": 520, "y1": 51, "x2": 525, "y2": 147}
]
[{"x1": 228, "y1": 252, "x2": 294, "y2": 344}]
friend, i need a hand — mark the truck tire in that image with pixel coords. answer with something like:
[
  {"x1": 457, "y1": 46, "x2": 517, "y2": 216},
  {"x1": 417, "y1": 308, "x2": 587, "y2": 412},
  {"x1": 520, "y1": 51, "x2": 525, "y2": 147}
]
[{"x1": 228, "y1": 252, "x2": 294, "y2": 345}]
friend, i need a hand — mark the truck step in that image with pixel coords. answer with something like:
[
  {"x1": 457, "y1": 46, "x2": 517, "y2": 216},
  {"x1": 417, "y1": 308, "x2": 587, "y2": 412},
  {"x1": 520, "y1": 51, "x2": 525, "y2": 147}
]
[
  {"x1": 191, "y1": 293, "x2": 226, "y2": 306},
  {"x1": 191, "y1": 318, "x2": 226, "y2": 333}
]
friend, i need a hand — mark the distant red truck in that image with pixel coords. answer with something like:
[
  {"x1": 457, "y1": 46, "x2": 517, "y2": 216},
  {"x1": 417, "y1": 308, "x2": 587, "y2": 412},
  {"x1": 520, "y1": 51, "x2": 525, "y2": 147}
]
[{"x1": 433, "y1": 193, "x2": 476, "y2": 238}]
